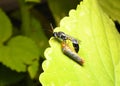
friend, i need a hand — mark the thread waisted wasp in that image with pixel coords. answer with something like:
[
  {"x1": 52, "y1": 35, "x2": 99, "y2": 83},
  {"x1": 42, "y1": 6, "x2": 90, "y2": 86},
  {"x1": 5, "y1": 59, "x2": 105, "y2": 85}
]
[{"x1": 53, "y1": 31, "x2": 79, "y2": 53}]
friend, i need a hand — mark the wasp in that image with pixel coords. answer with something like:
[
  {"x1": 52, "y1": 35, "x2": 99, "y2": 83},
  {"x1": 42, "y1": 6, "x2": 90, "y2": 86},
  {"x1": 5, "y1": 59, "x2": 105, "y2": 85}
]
[
  {"x1": 53, "y1": 31, "x2": 79, "y2": 53},
  {"x1": 50, "y1": 24, "x2": 79, "y2": 53},
  {"x1": 61, "y1": 41, "x2": 84, "y2": 65}
]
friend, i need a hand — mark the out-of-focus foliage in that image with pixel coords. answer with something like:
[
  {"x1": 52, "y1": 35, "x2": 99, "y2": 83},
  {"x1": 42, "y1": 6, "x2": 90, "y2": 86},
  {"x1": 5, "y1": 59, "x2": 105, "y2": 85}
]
[
  {"x1": 0, "y1": 64, "x2": 24, "y2": 86},
  {"x1": 25, "y1": 0, "x2": 41, "y2": 3},
  {"x1": 47, "y1": 0, "x2": 80, "y2": 24}
]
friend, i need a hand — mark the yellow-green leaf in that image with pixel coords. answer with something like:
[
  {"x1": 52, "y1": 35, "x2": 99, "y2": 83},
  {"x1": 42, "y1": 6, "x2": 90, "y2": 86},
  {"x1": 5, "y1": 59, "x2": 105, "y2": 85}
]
[{"x1": 98, "y1": 0, "x2": 120, "y2": 23}]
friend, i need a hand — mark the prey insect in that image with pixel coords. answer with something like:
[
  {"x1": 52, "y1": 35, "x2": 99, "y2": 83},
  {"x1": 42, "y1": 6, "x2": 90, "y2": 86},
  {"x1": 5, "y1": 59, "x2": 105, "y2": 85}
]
[{"x1": 61, "y1": 41, "x2": 84, "y2": 65}]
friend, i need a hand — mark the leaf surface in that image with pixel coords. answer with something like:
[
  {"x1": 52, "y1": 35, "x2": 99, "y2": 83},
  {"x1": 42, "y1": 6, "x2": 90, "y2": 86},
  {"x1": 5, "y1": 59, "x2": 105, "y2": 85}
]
[{"x1": 98, "y1": 0, "x2": 120, "y2": 23}]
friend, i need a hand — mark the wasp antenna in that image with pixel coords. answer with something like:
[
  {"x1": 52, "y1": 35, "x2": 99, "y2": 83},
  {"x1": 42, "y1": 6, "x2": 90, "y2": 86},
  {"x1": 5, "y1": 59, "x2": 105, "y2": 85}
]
[{"x1": 50, "y1": 23, "x2": 54, "y2": 31}]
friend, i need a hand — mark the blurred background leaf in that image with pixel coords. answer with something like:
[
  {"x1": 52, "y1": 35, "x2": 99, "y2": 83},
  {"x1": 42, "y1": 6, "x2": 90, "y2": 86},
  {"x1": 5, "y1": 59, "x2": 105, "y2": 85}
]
[
  {"x1": 0, "y1": 9, "x2": 12, "y2": 43},
  {"x1": 47, "y1": 0, "x2": 80, "y2": 24}
]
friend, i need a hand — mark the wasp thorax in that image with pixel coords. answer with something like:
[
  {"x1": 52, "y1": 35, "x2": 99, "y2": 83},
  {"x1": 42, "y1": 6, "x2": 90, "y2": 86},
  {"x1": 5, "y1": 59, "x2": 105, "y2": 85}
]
[{"x1": 53, "y1": 31, "x2": 67, "y2": 40}]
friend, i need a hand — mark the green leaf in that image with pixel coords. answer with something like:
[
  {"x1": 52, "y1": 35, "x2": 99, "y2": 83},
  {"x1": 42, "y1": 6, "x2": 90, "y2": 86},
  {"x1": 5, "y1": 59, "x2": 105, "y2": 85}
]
[
  {"x1": 29, "y1": 16, "x2": 49, "y2": 58},
  {"x1": 0, "y1": 9, "x2": 12, "y2": 43},
  {"x1": 19, "y1": 0, "x2": 49, "y2": 57},
  {"x1": 28, "y1": 60, "x2": 39, "y2": 79},
  {"x1": 116, "y1": 62, "x2": 120, "y2": 86},
  {"x1": 98, "y1": 0, "x2": 120, "y2": 23},
  {"x1": 0, "y1": 36, "x2": 40, "y2": 72},
  {"x1": 40, "y1": 0, "x2": 120, "y2": 86},
  {"x1": 0, "y1": 7, "x2": 40, "y2": 78},
  {"x1": 23, "y1": 15, "x2": 49, "y2": 78}
]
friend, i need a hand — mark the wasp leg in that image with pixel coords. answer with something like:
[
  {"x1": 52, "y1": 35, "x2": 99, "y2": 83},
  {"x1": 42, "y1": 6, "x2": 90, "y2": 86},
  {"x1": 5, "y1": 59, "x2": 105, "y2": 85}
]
[{"x1": 61, "y1": 41, "x2": 84, "y2": 66}]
